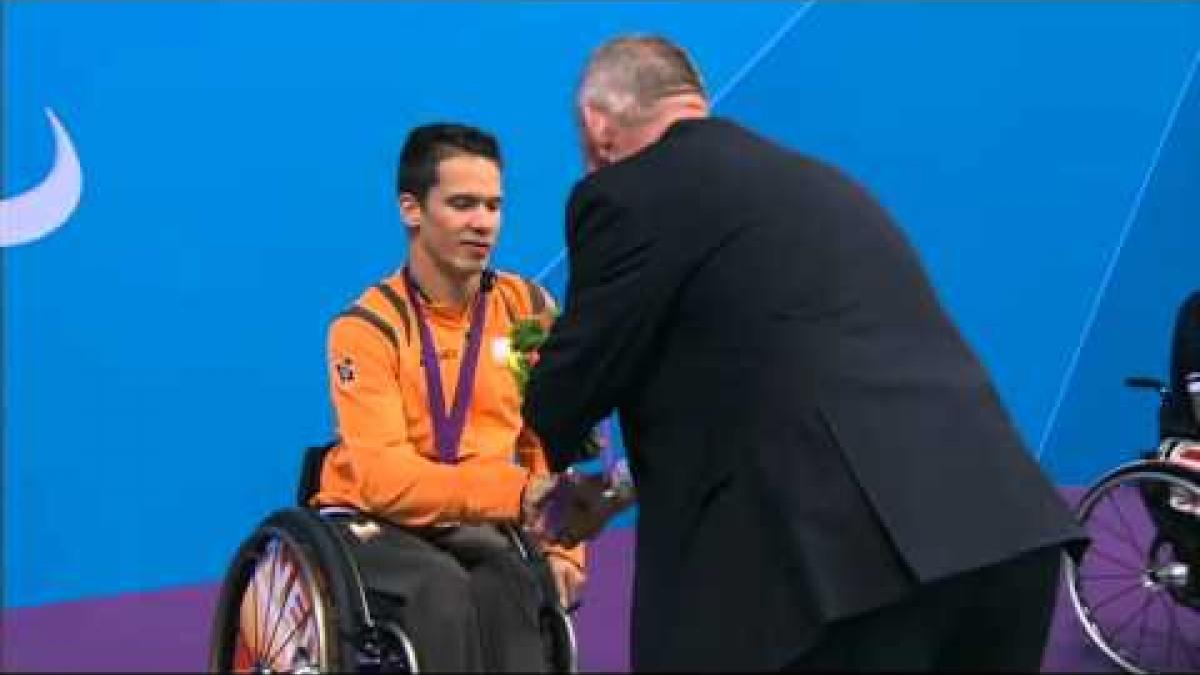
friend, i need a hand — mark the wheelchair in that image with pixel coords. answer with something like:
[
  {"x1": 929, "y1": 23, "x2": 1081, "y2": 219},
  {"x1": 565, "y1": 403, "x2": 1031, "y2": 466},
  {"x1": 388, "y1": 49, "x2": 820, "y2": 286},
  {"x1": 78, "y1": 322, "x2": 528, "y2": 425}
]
[
  {"x1": 1064, "y1": 377, "x2": 1200, "y2": 674},
  {"x1": 207, "y1": 442, "x2": 578, "y2": 673}
]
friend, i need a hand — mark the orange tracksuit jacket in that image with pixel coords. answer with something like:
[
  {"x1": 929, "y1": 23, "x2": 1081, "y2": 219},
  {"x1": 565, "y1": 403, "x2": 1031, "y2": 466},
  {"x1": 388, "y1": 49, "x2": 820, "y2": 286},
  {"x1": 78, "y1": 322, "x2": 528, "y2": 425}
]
[{"x1": 312, "y1": 269, "x2": 584, "y2": 571}]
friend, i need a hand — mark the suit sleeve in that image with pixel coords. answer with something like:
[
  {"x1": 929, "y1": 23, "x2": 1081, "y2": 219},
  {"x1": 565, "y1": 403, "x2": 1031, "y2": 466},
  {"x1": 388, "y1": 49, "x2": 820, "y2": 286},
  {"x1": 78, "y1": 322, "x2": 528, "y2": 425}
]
[
  {"x1": 329, "y1": 317, "x2": 530, "y2": 526},
  {"x1": 523, "y1": 185, "x2": 664, "y2": 471},
  {"x1": 509, "y1": 283, "x2": 587, "y2": 571}
]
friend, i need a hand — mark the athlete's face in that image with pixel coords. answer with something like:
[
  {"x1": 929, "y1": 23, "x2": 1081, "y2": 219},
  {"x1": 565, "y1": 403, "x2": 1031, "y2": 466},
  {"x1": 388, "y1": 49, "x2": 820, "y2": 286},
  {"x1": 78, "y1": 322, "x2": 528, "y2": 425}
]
[{"x1": 401, "y1": 154, "x2": 502, "y2": 280}]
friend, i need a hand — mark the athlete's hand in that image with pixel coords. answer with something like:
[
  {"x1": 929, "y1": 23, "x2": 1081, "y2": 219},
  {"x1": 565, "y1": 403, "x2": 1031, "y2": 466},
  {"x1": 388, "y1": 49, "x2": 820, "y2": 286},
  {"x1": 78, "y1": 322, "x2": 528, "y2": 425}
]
[{"x1": 545, "y1": 554, "x2": 586, "y2": 611}]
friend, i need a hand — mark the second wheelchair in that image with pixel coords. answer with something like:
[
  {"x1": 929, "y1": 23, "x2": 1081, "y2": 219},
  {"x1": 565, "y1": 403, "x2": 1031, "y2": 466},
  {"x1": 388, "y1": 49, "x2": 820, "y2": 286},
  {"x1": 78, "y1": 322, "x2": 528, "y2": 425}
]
[{"x1": 1063, "y1": 377, "x2": 1200, "y2": 674}]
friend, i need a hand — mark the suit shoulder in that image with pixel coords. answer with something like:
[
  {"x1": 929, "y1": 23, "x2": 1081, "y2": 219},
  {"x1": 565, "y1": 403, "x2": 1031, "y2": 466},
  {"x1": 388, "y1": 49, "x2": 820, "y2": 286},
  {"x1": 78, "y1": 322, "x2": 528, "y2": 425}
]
[{"x1": 567, "y1": 171, "x2": 618, "y2": 208}]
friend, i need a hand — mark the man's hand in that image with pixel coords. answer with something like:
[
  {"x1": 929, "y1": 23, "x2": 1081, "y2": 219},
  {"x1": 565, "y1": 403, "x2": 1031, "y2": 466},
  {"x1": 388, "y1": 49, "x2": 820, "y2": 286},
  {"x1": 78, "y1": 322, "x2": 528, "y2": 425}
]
[
  {"x1": 546, "y1": 554, "x2": 586, "y2": 611},
  {"x1": 542, "y1": 469, "x2": 636, "y2": 547}
]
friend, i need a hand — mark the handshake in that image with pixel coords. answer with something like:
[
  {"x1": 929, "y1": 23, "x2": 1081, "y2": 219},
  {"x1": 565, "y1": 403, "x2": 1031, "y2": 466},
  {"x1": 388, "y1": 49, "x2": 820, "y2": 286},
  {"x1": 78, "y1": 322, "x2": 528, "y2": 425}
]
[{"x1": 521, "y1": 461, "x2": 637, "y2": 548}]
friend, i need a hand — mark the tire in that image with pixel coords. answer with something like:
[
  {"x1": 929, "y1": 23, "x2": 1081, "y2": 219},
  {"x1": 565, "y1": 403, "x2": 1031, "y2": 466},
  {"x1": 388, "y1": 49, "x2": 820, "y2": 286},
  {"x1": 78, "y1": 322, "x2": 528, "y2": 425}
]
[
  {"x1": 1065, "y1": 461, "x2": 1200, "y2": 673},
  {"x1": 208, "y1": 508, "x2": 363, "y2": 672}
]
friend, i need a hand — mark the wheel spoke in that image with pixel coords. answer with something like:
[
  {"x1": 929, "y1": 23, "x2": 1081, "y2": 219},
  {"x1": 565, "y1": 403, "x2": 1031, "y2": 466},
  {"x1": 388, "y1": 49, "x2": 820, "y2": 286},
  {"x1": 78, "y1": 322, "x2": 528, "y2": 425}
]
[
  {"x1": 1091, "y1": 580, "x2": 1145, "y2": 613},
  {"x1": 265, "y1": 600, "x2": 315, "y2": 668},
  {"x1": 259, "y1": 539, "x2": 284, "y2": 663},
  {"x1": 1165, "y1": 597, "x2": 1200, "y2": 669},
  {"x1": 1104, "y1": 487, "x2": 1147, "y2": 554},
  {"x1": 1106, "y1": 592, "x2": 1156, "y2": 642},
  {"x1": 1133, "y1": 587, "x2": 1157, "y2": 667},
  {"x1": 1081, "y1": 572, "x2": 1143, "y2": 581},
  {"x1": 1088, "y1": 517, "x2": 1150, "y2": 560},
  {"x1": 1087, "y1": 546, "x2": 1143, "y2": 573},
  {"x1": 1161, "y1": 592, "x2": 1177, "y2": 670},
  {"x1": 263, "y1": 543, "x2": 302, "y2": 664}
]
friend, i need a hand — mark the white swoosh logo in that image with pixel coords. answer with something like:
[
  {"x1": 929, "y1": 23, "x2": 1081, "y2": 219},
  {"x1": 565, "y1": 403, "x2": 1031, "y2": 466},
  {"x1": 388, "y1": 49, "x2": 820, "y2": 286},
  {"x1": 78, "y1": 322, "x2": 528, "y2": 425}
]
[{"x1": 0, "y1": 108, "x2": 83, "y2": 247}]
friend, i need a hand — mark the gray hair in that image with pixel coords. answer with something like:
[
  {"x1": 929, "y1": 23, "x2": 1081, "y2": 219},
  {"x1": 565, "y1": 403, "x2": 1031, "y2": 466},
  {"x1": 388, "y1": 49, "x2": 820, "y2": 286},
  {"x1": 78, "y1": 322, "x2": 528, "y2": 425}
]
[{"x1": 578, "y1": 34, "x2": 707, "y2": 125}]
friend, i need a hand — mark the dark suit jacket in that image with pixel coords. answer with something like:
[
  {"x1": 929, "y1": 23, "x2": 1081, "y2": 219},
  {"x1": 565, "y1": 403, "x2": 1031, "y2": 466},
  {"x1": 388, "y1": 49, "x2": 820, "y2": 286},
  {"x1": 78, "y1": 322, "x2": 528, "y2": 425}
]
[{"x1": 523, "y1": 117, "x2": 1086, "y2": 671}]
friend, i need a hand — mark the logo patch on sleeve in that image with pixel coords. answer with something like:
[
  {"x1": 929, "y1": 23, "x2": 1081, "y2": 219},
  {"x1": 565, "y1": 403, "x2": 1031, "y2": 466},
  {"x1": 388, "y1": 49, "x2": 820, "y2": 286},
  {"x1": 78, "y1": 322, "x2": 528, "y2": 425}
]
[{"x1": 334, "y1": 356, "x2": 356, "y2": 388}]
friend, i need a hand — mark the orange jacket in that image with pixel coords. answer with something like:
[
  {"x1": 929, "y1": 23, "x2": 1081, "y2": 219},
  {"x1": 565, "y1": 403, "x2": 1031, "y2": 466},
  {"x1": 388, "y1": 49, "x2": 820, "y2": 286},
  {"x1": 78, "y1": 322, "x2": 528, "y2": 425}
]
[{"x1": 313, "y1": 269, "x2": 584, "y2": 571}]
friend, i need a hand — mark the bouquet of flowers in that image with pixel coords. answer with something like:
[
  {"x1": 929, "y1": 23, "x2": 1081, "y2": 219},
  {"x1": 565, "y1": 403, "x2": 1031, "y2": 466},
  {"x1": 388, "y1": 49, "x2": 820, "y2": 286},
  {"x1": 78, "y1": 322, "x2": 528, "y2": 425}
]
[{"x1": 508, "y1": 316, "x2": 636, "y2": 545}]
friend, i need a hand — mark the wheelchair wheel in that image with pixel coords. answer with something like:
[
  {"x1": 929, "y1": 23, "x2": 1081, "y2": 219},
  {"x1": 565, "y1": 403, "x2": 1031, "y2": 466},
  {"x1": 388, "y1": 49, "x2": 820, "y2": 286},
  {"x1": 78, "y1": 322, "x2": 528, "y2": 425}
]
[
  {"x1": 540, "y1": 605, "x2": 578, "y2": 673},
  {"x1": 1066, "y1": 461, "x2": 1200, "y2": 673},
  {"x1": 209, "y1": 509, "x2": 352, "y2": 672},
  {"x1": 502, "y1": 525, "x2": 579, "y2": 673}
]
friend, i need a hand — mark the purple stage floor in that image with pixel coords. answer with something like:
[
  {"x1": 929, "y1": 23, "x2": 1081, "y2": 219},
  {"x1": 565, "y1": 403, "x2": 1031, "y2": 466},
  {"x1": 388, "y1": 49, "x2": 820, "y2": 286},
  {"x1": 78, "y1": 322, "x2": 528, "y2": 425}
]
[{"x1": 3, "y1": 487, "x2": 1193, "y2": 672}]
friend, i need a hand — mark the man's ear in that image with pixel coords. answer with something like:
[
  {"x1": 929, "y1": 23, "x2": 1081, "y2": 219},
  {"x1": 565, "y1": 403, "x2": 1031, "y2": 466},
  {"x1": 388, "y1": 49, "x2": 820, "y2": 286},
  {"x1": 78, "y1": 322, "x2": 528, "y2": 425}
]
[
  {"x1": 580, "y1": 104, "x2": 606, "y2": 139},
  {"x1": 398, "y1": 193, "x2": 422, "y2": 235},
  {"x1": 580, "y1": 104, "x2": 616, "y2": 170}
]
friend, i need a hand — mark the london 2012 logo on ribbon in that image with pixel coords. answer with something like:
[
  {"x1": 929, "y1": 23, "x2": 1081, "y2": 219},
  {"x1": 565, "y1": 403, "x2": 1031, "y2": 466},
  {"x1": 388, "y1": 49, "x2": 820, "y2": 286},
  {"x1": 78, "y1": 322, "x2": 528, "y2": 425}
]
[{"x1": 1, "y1": 108, "x2": 83, "y2": 247}]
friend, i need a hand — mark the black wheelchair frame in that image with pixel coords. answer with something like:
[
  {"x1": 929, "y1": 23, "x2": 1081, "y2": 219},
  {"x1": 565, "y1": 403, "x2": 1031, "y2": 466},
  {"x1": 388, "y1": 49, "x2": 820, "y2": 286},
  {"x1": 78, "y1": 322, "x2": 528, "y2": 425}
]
[{"x1": 207, "y1": 442, "x2": 578, "y2": 673}]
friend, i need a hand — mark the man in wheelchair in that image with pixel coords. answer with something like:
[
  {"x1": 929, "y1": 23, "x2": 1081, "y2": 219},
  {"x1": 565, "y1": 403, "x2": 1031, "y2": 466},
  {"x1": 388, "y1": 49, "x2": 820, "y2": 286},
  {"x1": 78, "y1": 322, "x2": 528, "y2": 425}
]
[
  {"x1": 1135, "y1": 290, "x2": 1200, "y2": 607},
  {"x1": 307, "y1": 122, "x2": 585, "y2": 671},
  {"x1": 1060, "y1": 290, "x2": 1200, "y2": 674},
  {"x1": 1145, "y1": 291, "x2": 1200, "y2": 510}
]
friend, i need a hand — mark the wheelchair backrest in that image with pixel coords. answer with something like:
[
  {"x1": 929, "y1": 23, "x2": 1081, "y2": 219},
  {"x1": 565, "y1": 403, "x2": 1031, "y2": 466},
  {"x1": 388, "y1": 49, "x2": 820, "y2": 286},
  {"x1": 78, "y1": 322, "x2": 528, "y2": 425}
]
[{"x1": 297, "y1": 439, "x2": 338, "y2": 507}]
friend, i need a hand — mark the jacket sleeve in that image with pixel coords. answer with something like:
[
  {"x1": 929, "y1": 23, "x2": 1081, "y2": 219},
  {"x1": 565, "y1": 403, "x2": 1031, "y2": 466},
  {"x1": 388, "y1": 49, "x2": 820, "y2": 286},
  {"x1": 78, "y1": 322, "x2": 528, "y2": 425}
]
[
  {"x1": 329, "y1": 316, "x2": 530, "y2": 526},
  {"x1": 523, "y1": 183, "x2": 664, "y2": 472},
  {"x1": 509, "y1": 282, "x2": 588, "y2": 571}
]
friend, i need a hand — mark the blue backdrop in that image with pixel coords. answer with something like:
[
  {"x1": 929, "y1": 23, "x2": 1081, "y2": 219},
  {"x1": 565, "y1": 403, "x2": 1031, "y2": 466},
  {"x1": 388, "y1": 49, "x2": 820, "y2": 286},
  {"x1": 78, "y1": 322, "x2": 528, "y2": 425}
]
[{"x1": 4, "y1": 1, "x2": 1198, "y2": 610}]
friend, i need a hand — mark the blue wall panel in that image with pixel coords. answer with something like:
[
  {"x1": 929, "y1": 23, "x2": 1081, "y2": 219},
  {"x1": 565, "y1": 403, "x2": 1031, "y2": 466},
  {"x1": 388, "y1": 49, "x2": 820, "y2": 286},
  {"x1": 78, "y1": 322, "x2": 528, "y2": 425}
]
[{"x1": 4, "y1": 1, "x2": 1198, "y2": 609}]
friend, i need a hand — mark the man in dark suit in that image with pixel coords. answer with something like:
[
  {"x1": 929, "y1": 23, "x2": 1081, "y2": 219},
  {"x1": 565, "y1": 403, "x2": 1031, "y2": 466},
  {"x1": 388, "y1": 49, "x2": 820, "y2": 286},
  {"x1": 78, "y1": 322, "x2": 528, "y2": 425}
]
[{"x1": 523, "y1": 34, "x2": 1087, "y2": 672}]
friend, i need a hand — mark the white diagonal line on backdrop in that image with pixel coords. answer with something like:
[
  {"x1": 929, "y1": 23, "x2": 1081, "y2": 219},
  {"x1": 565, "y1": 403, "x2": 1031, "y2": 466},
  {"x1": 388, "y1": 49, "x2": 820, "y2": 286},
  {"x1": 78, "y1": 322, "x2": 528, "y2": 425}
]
[{"x1": 1036, "y1": 42, "x2": 1200, "y2": 460}]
